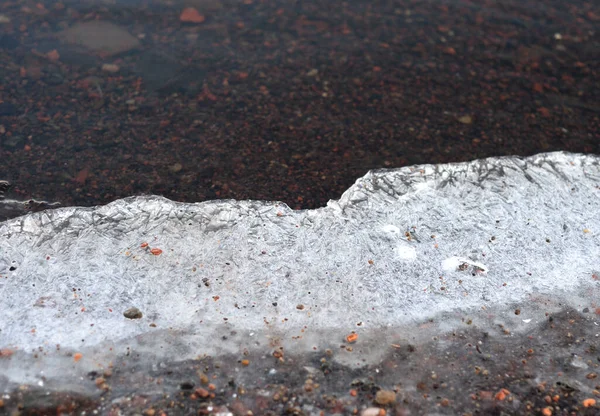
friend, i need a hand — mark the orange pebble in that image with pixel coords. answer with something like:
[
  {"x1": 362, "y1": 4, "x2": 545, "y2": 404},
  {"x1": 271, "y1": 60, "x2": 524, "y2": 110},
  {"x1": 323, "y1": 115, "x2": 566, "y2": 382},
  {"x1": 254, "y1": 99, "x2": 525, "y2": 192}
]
[
  {"x1": 494, "y1": 388, "x2": 510, "y2": 401},
  {"x1": 346, "y1": 333, "x2": 358, "y2": 343},
  {"x1": 0, "y1": 348, "x2": 14, "y2": 357},
  {"x1": 180, "y1": 7, "x2": 205, "y2": 23},
  {"x1": 583, "y1": 398, "x2": 596, "y2": 407},
  {"x1": 73, "y1": 353, "x2": 83, "y2": 362},
  {"x1": 150, "y1": 248, "x2": 162, "y2": 255}
]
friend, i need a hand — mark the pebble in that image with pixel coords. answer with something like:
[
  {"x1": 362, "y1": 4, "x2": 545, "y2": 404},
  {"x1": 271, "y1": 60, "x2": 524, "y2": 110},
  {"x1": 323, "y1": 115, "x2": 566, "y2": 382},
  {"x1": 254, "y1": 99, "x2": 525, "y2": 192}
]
[
  {"x1": 375, "y1": 389, "x2": 396, "y2": 405},
  {"x1": 46, "y1": 50, "x2": 60, "y2": 61},
  {"x1": 457, "y1": 115, "x2": 473, "y2": 124},
  {"x1": 180, "y1": 7, "x2": 205, "y2": 23},
  {"x1": 123, "y1": 307, "x2": 143, "y2": 319},
  {"x1": 362, "y1": 408, "x2": 384, "y2": 416},
  {"x1": 102, "y1": 63, "x2": 120, "y2": 73},
  {"x1": 59, "y1": 21, "x2": 140, "y2": 55}
]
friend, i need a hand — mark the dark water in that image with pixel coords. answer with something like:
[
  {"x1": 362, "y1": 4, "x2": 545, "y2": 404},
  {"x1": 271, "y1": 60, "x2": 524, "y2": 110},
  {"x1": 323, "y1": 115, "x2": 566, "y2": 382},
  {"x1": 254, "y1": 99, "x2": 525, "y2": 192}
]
[{"x1": 0, "y1": 0, "x2": 598, "y2": 219}]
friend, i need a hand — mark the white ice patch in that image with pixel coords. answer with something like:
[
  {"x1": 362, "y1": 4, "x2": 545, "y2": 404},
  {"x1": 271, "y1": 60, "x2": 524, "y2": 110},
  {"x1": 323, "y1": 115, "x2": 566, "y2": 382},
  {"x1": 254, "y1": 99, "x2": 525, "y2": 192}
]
[
  {"x1": 441, "y1": 256, "x2": 488, "y2": 274},
  {"x1": 381, "y1": 224, "x2": 401, "y2": 235},
  {"x1": 394, "y1": 243, "x2": 417, "y2": 260}
]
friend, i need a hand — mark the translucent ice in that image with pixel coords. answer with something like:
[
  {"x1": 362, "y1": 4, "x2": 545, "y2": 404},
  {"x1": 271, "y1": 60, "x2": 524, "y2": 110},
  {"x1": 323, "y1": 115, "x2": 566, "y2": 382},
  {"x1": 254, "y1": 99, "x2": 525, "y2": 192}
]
[{"x1": 0, "y1": 152, "x2": 599, "y2": 407}]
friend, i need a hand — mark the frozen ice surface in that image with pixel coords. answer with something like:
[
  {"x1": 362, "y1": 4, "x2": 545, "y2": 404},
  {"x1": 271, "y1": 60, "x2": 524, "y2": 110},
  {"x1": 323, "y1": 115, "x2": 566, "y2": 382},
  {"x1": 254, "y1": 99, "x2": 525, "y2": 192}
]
[{"x1": 0, "y1": 152, "x2": 599, "y2": 413}]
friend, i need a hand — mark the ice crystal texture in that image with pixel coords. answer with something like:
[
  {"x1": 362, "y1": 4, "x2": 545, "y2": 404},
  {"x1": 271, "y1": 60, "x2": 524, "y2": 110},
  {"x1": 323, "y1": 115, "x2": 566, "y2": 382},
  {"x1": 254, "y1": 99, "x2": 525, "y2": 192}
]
[{"x1": 1, "y1": 152, "x2": 599, "y2": 391}]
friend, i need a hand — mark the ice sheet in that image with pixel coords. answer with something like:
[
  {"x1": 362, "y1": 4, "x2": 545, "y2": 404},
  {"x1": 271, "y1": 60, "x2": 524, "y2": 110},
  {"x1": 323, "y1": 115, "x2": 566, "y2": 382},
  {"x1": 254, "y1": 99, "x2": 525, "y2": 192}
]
[{"x1": 1, "y1": 152, "x2": 599, "y2": 414}]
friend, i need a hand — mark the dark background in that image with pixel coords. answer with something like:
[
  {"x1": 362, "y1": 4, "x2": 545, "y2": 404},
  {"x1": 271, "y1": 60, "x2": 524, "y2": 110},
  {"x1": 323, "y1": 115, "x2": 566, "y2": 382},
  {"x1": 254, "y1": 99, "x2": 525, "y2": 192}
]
[{"x1": 0, "y1": 0, "x2": 598, "y2": 210}]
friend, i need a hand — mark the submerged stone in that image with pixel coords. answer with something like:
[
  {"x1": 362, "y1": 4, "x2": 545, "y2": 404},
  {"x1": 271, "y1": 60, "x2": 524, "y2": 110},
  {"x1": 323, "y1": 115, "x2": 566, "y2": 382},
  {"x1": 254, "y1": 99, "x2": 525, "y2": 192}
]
[{"x1": 58, "y1": 21, "x2": 140, "y2": 56}]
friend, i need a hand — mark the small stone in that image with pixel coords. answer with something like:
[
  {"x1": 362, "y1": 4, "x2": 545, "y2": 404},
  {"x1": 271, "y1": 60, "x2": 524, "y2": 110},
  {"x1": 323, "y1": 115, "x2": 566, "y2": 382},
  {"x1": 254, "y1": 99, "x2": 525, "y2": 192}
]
[
  {"x1": 307, "y1": 68, "x2": 318, "y2": 77},
  {"x1": 59, "y1": 21, "x2": 140, "y2": 56},
  {"x1": 457, "y1": 115, "x2": 473, "y2": 124},
  {"x1": 170, "y1": 163, "x2": 183, "y2": 173},
  {"x1": 123, "y1": 307, "x2": 143, "y2": 319},
  {"x1": 180, "y1": 7, "x2": 205, "y2": 23},
  {"x1": 444, "y1": 47, "x2": 457, "y2": 55},
  {"x1": 375, "y1": 389, "x2": 396, "y2": 405},
  {"x1": 195, "y1": 387, "x2": 209, "y2": 398},
  {"x1": 46, "y1": 49, "x2": 60, "y2": 61},
  {"x1": 296, "y1": 304, "x2": 305, "y2": 310},
  {"x1": 180, "y1": 381, "x2": 195, "y2": 390},
  {"x1": 362, "y1": 408, "x2": 384, "y2": 416},
  {"x1": 102, "y1": 63, "x2": 120, "y2": 73}
]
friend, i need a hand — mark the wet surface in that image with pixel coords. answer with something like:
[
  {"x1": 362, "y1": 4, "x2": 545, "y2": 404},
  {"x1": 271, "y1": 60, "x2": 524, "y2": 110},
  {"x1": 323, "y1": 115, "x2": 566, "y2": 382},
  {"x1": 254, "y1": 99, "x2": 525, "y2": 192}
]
[
  {"x1": 2, "y1": 308, "x2": 599, "y2": 415},
  {"x1": 0, "y1": 0, "x2": 598, "y2": 214}
]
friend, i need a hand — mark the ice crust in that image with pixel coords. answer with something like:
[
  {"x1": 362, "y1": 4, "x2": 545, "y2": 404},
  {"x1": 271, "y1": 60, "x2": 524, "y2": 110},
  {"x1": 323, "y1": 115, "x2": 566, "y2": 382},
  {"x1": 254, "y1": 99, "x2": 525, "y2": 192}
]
[{"x1": 1, "y1": 152, "x2": 599, "y2": 390}]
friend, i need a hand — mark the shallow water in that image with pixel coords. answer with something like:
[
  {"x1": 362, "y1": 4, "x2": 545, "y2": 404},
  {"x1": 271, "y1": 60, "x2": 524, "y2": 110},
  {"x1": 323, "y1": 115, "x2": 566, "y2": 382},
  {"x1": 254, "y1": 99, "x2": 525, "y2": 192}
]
[{"x1": 0, "y1": 0, "x2": 598, "y2": 216}]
